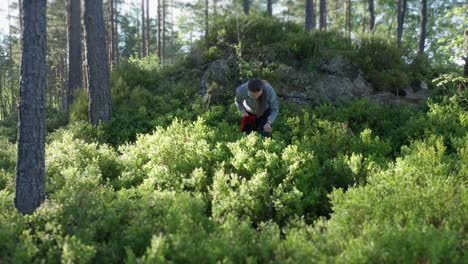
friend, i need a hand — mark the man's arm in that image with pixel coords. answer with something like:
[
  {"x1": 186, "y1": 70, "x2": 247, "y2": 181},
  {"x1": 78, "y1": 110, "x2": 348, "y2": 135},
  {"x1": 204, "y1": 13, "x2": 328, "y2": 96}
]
[
  {"x1": 266, "y1": 86, "x2": 279, "y2": 124},
  {"x1": 235, "y1": 85, "x2": 249, "y2": 116}
]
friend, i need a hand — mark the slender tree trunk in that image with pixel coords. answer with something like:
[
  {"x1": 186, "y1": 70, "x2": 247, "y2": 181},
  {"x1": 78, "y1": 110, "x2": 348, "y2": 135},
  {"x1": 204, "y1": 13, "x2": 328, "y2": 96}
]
[
  {"x1": 114, "y1": 0, "x2": 119, "y2": 65},
  {"x1": 162, "y1": 0, "x2": 166, "y2": 64},
  {"x1": 244, "y1": 0, "x2": 250, "y2": 15},
  {"x1": 141, "y1": 0, "x2": 146, "y2": 57},
  {"x1": 305, "y1": 0, "x2": 315, "y2": 32},
  {"x1": 205, "y1": 0, "x2": 209, "y2": 37},
  {"x1": 15, "y1": 0, "x2": 47, "y2": 215},
  {"x1": 267, "y1": 0, "x2": 272, "y2": 16},
  {"x1": 170, "y1": 0, "x2": 174, "y2": 63},
  {"x1": 108, "y1": 0, "x2": 115, "y2": 67},
  {"x1": 157, "y1": 0, "x2": 161, "y2": 62},
  {"x1": 146, "y1": 0, "x2": 150, "y2": 54},
  {"x1": 7, "y1": 0, "x2": 16, "y2": 116},
  {"x1": 84, "y1": 0, "x2": 112, "y2": 125},
  {"x1": 397, "y1": 0, "x2": 407, "y2": 48},
  {"x1": 67, "y1": 0, "x2": 82, "y2": 112},
  {"x1": 0, "y1": 66, "x2": 5, "y2": 119},
  {"x1": 417, "y1": 0, "x2": 427, "y2": 54},
  {"x1": 319, "y1": 0, "x2": 326, "y2": 30},
  {"x1": 344, "y1": 0, "x2": 351, "y2": 39},
  {"x1": 368, "y1": 0, "x2": 374, "y2": 33}
]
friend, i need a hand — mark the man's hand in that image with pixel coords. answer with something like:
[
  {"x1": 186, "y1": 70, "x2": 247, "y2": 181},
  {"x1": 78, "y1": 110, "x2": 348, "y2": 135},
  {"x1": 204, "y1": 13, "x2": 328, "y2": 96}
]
[
  {"x1": 263, "y1": 122, "x2": 272, "y2": 133},
  {"x1": 241, "y1": 110, "x2": 249, "y2": 117}
]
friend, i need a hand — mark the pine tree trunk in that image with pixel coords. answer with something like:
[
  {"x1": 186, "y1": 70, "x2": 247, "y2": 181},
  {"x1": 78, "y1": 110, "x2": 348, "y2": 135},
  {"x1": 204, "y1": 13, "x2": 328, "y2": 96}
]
[
  {"x1": 146, "y1": 0, "x2": 150, "y2": 54},
  {"x1": 157, "y1": 0, "x2": 162, "y2": 62},
  {"x1": 418, "y1": 0, "x2": 427, "y2": 54},
  {"x1": 84, "y1": 0, "x2": 112, "y2": 125},
  {"x1": 397, "y1": 0, "x2": 406, "y2": 47},
  {"x1": 368, "y1": 0, "x2": 374, "y2": 33},
  {"x1": 114, "y1": 0, "x2": 119, "y2": 64},
  {"x1": 108, "y1": 0, "x2": 114, "y2": 67},
  {"x1": 267, "y1": 0, "x2": 272, "y2": 16},
  {"x1": 15, "y1": 0, "x2": 47, "y2": 215},
  {"x1": 319, "y1": 0, "x2": 326, "y2": 30},
  {"x1": 141, "y1": 0, "x2": 146, "y2": 57},
  {"x1": 244, "y1": 0, "x2": 249, "y2": 15},
  {"x1": 67, "y1": 0, "x2": 82, "y2": 112},
  {"x1": 305, "y1": 0, "x2": 315, "y2": 32},
  {"x1": 162, "y1": 0, "x2": 166, "y2": 64},
  {"x1": 0, "y1": 66, "x2": 6, "y2": 119},
  {"x1": 7, "y1": 0, "x2": 17, "y2": 116}
]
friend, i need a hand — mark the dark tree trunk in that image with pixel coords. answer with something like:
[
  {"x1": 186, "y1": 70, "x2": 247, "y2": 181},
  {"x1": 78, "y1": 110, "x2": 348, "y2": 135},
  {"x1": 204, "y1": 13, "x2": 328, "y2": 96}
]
[
  {"x1": 368, "y1": 0, "x2": 375, "y2": 33},
  {"x1": 418, "y1": 0, "x2": 427, "y2": 54},
  {"x1": 141, "y1": 0, "x2": 146, "y2": 57},
  {"x1": 205, "y1": 0, "x2": 209, "y2": 37},
  {"x1": 157, "y1": 0, "x2": 162, "y2": 62},
  {"x1": 67, "y1": 0, "x2": 82, "y2": 112},
  {"x1": 305, "y1": 0, "x2": 315, "y2": 32},
  {"x1": 15, "y1": 0, "x2": 47, "y2": 215},
  {"x1": 84, "y1": 0, "x2": 112, "y2": 125},
  {"x1": 319, "y1": 0, "x2": 326, "y2": 30},
  {"x1": 344, "y1": 0, "x2": 351, "y2": 38},
  {"x1": 397, "y1": 0, "x2": 407, "y2": 47},
  {"x1": 267, "y1": 0, "x2": 272, "y2": 16},
  {"x1": 244, "y1": 0, "x2": 250, "y2": 15}
]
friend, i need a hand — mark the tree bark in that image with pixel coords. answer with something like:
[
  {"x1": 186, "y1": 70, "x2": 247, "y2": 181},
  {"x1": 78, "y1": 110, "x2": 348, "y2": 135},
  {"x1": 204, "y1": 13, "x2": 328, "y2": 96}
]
[
  {"x1": 146, "y1": 0, "x2": 150, "y2": 54},
  {"x1": 157, "y1": 0, "x2": 162, "y2": 62},
  {"x1": 267, "y1": 0, "x2": 272, "y2": 16},
  {"x1": 397, "y1": 0, "x2": 407, "y2": 47},
  {"x1": 418, "y1": 0, "x2": 427, "y2": 54},
  {"x1": 15, "y1": 0, "x2": 47, "y2": 215},
  {"x1": 305, "y1": 0, "x2": 315, "y2": 32},
  {"x1": 67, "y1": 0, "x2": 82, "y2": 112},
  {"x1": 114, "y1": 0, "x2": 119, "y2": 64},
  {"x1": 368, "y1": 0, "x2": 375, "y2": 33},
  {"x1": 244, "y1": 0, "x2": 250, "y2": 15},
  {"x1": 162, "y1": 0, "x2": 166, "y2": 64},
  {"x1": 84, "y1": 0, "x2": 112, "y2": 125},
  {"x1": 141, "y1": 0, "x2": 146, "y2": 57},
  {"x1": 108, "y1": 0, "x2": 115, "y2": 67},
  {"x1": 319, "y1": 0, "x2": 326, "y2": 30}
]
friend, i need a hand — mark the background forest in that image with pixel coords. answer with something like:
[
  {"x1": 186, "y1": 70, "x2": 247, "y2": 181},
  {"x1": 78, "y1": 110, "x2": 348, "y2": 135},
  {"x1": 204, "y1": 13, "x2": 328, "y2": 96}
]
[{"x1": 0, "y1": 0, "x2": 467, "y2": 263}]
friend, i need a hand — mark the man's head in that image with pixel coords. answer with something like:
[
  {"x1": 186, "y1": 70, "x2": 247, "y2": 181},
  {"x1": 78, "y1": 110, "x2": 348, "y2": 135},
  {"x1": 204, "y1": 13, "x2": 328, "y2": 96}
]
[{"x1": 247, "y1": 78, "x2": 264, "y2": 99}]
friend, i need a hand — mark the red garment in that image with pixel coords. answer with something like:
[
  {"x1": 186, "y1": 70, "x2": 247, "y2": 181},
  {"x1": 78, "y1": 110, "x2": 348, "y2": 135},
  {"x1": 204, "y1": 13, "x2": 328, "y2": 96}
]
[{"x1": 240, "y1": 115, "x2": 256, "y2": 132}]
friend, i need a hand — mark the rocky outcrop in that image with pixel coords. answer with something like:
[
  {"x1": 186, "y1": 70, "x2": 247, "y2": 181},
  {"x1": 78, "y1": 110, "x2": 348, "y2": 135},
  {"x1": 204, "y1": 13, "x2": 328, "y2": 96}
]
[
  {"x1": 199, "y1": 56, "x2": 428, "y2": 107},
  {"x1": 200, "y1": 59, "x2": 231, "y2": 105}
]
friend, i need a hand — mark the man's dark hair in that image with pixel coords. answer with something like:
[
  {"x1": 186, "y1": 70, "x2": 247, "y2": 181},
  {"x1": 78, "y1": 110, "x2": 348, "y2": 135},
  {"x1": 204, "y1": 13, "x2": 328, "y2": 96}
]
[{"x1": 248, "y1": 78, "x2": 264, "y2": 92}]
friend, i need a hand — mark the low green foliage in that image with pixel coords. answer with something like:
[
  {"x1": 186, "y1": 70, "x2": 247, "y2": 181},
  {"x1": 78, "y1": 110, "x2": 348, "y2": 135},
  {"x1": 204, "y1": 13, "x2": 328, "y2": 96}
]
[{"x1": 0, "y1": 18, "x2": 466, "y2": 262}]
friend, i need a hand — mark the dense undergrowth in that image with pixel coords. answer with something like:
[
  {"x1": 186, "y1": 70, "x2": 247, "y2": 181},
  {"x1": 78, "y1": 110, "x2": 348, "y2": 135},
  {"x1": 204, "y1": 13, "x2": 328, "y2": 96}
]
[{"x1": 0, "y1": 17, "x2": 467, "y2": 263}]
